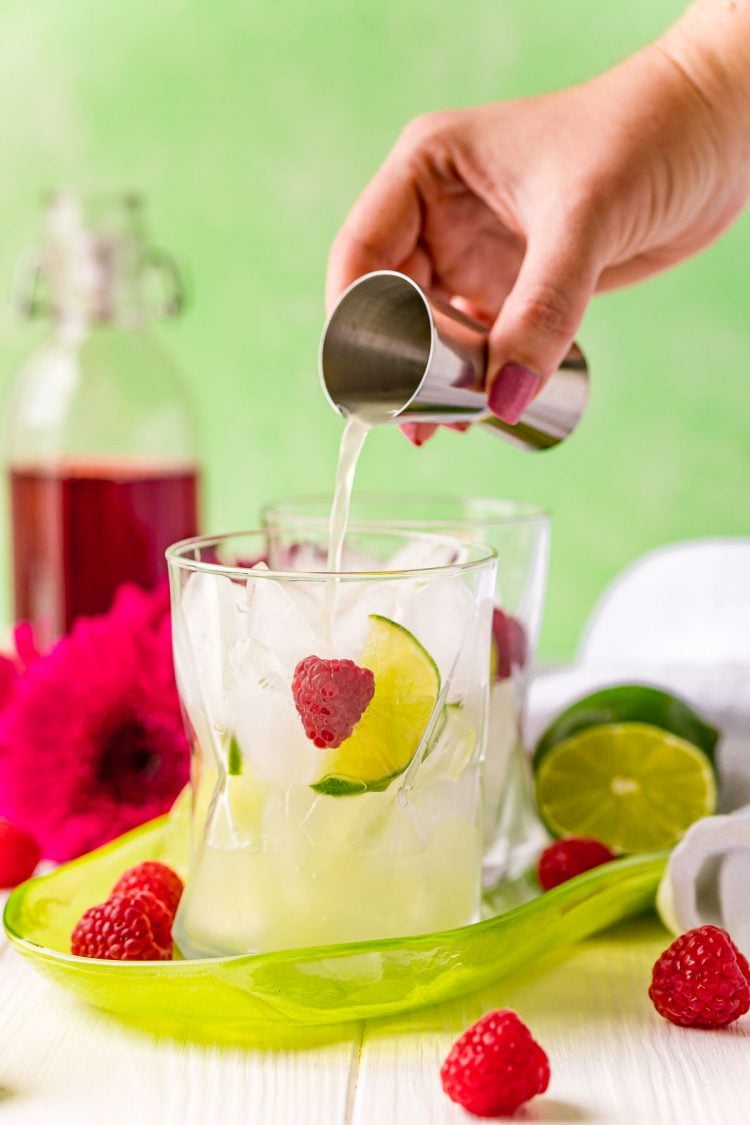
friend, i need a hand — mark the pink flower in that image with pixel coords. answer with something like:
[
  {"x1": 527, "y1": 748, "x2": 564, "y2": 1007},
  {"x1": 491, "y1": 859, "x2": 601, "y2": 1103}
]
[
  {"x1": 0, "y1": 584, "x2": 189, "y2": 862},
  {"x1": 0, "y1": 622, "x2": 42, "y2": 711}
]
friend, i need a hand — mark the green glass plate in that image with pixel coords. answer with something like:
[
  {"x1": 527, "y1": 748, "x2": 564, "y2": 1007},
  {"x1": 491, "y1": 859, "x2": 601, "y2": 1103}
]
[{"x1": 4, "y1": 815, "x2": 666, "y2": 1036}]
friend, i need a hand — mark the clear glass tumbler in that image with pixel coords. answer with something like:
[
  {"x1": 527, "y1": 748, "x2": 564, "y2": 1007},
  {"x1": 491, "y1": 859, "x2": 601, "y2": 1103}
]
[
  {"x1": 167, "y1": 525, "x2": 496, "y2": 956},
  {"x1": 263, "y1": 495, "x2": 550, "y2": 886}
]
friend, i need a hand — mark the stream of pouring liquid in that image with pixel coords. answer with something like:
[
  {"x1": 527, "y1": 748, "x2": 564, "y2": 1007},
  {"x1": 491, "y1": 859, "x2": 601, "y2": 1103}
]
[
  {"x1": 323, "y1": 413, "x2": 373, "y2": 646},
  {"x1": 326, "y1": 414, "x2": 371, "y2": 573}
]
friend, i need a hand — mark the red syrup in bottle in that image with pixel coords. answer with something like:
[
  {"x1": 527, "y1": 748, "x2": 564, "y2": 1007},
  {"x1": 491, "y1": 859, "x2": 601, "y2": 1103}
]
[{"x1": 11, "y1": 461, "x2": 199, "y2": 640}]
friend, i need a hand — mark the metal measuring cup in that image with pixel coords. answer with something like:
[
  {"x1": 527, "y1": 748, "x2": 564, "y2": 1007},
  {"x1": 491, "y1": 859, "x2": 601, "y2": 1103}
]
[{"x1": 319, "y1": 270, "x2": 589, "y2": 450}]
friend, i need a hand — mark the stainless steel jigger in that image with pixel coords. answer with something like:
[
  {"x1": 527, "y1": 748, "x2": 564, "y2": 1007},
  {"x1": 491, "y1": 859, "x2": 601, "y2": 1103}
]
[{"x1": 319, "y1": 270, "x2": 589, "y2": 450}]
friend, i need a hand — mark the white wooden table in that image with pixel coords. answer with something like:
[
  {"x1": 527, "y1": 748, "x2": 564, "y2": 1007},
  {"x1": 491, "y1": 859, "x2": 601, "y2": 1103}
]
[
  {"x1": 3, "y1": 653, "x2": 750, "y2": 1125},
  {"x1": 2, "y1": 905, "x2": 749, "y2": 1123}
]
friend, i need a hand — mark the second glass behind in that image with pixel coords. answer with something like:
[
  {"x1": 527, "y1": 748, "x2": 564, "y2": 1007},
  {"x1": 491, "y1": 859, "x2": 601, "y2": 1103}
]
[
  {"x1": 263, "y1": 495, "x2": 550, "y2": 887},
  {"x1": 168, "y1": 525, "x2": 496, "y2": 957}
]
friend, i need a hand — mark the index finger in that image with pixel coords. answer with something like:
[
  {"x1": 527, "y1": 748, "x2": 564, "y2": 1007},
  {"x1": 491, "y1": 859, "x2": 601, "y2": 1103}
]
[{"x1": 325, "y1": 158, "x2": 422, "y2": 310}]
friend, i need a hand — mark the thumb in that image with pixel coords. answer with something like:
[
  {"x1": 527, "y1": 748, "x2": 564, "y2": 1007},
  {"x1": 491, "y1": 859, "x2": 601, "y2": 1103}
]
[{"x1": 486, "y1": 225, "x2": 599, "y2": 424}]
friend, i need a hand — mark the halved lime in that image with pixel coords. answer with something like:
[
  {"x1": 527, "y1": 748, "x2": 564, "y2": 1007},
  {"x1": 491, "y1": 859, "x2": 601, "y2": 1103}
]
[
  {"x1": 534, "y1": 684, "x2": 719, "y2": 768},
  {"x1": 312, "y1": 614, "x2": 441, "y2": 796},
  {"x1": 534, "y1": 722, "x2": 717, "y2": 853}
]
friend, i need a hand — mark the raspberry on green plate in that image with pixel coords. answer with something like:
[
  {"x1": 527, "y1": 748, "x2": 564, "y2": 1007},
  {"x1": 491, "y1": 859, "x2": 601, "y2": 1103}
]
[
  {"x1": 111, "y1": 861, "x2": 184, "y2": 917},
  {"x1": 71, "y1": 889, "x2": 173, "y2": 961}
]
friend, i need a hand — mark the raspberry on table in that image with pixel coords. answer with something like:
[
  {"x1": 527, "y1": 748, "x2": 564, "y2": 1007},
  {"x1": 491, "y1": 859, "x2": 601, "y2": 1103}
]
[
  {"x1": 292, "y1": 655, "x2": 375, "y2": 749},
  {"x1": 0, "y1": 818, "x2": 41, "y2": 888},
  {"x1": 71, "y1": 890, "x2": 174, "y2": 961},
  {"x1": 649, "y1": 924, "x2": 750, "y2": 1028},
  {"x1": 111, "y1": 861, "x2": 184, "y2": 916},
  {"x1": 440, "y1": 1009, "x2": 550, "y2": 1118},
  {"x1": 537, "y1": 837, "x2": 617, "y2": 891}
]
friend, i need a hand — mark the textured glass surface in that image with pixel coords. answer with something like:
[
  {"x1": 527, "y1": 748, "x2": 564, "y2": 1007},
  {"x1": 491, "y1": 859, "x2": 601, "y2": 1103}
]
[{"x1": 4, "y1": 815, "x2": 666, "y2": 1036}]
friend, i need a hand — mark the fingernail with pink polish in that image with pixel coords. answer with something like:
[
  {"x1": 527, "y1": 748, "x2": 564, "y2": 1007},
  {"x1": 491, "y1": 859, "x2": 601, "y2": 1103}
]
[
  {"x1": 488, "y1": 364, "x2": 541, "y2": 425},
  {"x1": 400, "y1": 422, "x2": 438, "y2": 447}
]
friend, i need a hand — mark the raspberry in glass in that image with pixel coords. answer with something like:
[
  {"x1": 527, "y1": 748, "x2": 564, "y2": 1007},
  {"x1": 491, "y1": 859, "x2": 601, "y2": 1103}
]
[{"x1": 292, "y1": 655, "x2": 375, "y2": 748}]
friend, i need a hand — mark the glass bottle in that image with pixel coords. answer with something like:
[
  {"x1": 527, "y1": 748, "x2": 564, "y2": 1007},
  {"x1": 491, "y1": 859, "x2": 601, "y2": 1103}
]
[{"x1": 5, "y1": 192, "x2": 200, "y2": 647}]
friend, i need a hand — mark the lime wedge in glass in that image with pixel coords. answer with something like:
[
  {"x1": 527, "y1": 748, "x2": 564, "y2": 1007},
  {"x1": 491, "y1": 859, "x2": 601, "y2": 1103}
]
[
  {"x1": 534, "y1": 684, "x2": 719, "y2": 768},
  {"x1": 534, "y1": 722, "x2": 717, "y2": 853},
  {"x1": 312, "y1": 614, "x2": 440, "y2": 796}
]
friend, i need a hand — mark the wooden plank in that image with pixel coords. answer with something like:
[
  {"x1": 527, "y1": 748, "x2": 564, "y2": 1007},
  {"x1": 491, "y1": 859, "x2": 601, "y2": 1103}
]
[
  {"x1": 350, "y1": 918, "x2": 750, "y2": 1125},
  {"x1": 0, "y1": 938, "x2": 358, "y2": 1125},
  {"x1": 3, "y1": 914, "x2": 750, "y2": 1124}
]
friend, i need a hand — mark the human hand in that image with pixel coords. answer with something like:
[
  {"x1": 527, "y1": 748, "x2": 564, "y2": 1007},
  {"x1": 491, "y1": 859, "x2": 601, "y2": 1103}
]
[{"x1": 327, "y1": 1, "x2": 750, "y2": 443}]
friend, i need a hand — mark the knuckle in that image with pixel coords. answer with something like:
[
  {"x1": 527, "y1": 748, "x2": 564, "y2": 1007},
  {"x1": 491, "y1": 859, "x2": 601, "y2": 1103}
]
[
  {"x1": 396, "y1": 110, "x2": 456, "y2": 156},
  {"x1": 517, "y1": 285, "x2": 579, "y2": 342},
  {"x1": 560, "y1": 191, "x2": 594, "y2": 231}
]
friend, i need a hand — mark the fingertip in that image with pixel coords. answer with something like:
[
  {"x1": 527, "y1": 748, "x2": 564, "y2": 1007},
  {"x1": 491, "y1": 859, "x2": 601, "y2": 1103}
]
[{"x1": 400, "y1": 422, "x2": 438, "y2": 446}]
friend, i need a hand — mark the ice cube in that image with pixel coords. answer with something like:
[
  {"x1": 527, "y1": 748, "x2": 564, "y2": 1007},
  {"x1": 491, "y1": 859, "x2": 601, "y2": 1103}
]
[
  {"x1": 396, "y1": 573, "x2": 482, "y2": 685},
  {"x1": 241, "y1": 569, "x2": 327, "y2": 672},
  {"x1": 387, "y1": 537, "x2": 468, "y2": 574},
  {"x1": 272, "y1": 541, "x2": 328, "y2": 572},
  {"x1": 335, "y1": 542, "x2": 383, "y2": 573},
  {"x1": 328, "y1": 576, "x2": 401, "y2": 658},
  {"x1": 227, "y1": 651, "x2": 316, "y2": 788},
  {"x1": 174, "y1": 570, "x2": 245, "y2": 736}
]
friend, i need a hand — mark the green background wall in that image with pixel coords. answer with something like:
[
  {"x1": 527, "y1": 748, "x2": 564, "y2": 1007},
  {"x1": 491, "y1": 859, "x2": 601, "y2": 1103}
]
[{"x1": 0, "y1": 0, "x2": 747, "y2": 659}]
